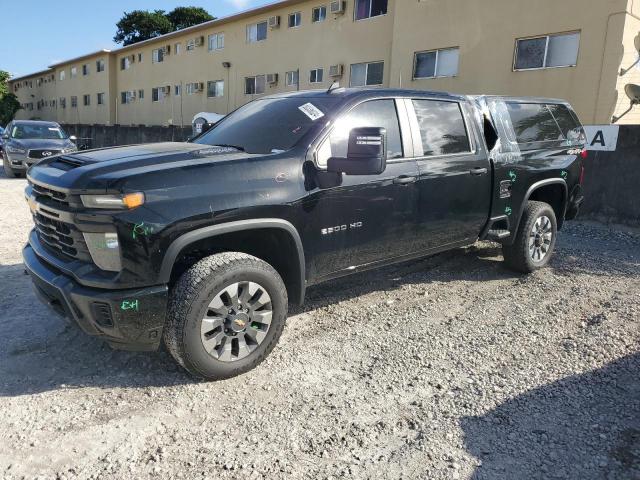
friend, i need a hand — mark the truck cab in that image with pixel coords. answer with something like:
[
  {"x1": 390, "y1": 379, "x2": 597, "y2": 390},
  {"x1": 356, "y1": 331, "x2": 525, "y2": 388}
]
[{"x1": 23, "y1": 88, "x2": 586, "y2": 380}]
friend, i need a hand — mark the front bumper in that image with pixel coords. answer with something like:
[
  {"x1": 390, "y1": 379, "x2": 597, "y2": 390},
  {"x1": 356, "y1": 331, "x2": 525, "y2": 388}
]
[{"x1": 23, "y1": 243, "x2": 168, "y2": 351}]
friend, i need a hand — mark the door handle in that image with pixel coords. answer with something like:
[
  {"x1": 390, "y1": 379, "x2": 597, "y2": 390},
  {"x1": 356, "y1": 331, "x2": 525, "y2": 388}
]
[
  {"x1": 470, "y1": 167, "x2": 488, "y2": 176},
  {"x1": 393, "y1": 175, "x2": 417, "y2": 185}
]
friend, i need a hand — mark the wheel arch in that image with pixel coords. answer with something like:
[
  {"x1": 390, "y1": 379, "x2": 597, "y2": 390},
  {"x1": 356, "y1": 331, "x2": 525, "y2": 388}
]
[
  {"x1": 512, "y1": 178, "x2": 568, "y2": 238},
  {"x1": 159, "y1": 219, "x2": 306, "y2": 305}
]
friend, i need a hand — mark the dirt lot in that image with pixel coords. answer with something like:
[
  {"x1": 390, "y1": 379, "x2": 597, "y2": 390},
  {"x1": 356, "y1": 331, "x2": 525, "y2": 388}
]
[{"x1": 0, "y1": 171, "x2": 638, "y2": 480}]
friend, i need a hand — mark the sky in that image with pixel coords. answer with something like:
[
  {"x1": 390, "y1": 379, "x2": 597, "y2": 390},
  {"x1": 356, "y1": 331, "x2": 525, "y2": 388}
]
[{"x1": 0, "y1": 0, "x2": 272, "y2": 77}]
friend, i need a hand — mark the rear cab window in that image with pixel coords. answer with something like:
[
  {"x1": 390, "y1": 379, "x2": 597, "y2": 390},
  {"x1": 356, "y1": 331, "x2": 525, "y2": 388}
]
[{"x1": 504, "y1": 101, "x2": 584, "y2": 147}]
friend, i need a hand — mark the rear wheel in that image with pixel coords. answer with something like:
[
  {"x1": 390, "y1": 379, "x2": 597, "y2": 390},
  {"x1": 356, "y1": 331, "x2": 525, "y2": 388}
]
[
  {"x1": 502, "y1": 201, "x2": 557, "y2": 273},
  {"x1": 164, "y1": 252, "x2": 288, "y2": 380},
  {"x1": 2, "y1": 152, "x2": 17, "y2": 178}
]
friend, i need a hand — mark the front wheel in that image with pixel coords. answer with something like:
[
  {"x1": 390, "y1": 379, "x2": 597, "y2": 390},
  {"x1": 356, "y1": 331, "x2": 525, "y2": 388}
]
[
  {"x1": 164, "y1": 252, "x2": 288, "y2": 380},
  {"x1": 502, "y1": 201, "x2": 558, "y2": 273},
  {"x1": 2, "y1": 152, "x2": 17, "y2": 178}
]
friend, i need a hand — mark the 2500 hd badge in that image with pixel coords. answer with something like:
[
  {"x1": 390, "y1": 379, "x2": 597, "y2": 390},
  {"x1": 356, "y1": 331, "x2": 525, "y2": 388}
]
[{"x1": 23, "y1": 88, "x2": 585, "y2": 380}]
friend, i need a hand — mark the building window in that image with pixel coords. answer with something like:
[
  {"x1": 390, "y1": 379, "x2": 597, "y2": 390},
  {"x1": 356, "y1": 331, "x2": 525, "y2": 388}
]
[
  {"x1": 82, "y1": 64, "x2": 89, "y2": 76},
  {"x1": 152, "y1": 48, "x2": 164, "y2": 63},
  {"x1": 354, "y1": 0, "x2": 387, "y2": 20},
  {"x1": 288, "y1": 12, "x2": 302, "y2": 28},
  {"x1": 137, "y1": 53, "x2": 143, "y2": 63},
  {"x1": 70, "y1": 67, "x2": 77, "y2": 78},
  {"x1": 120, "y1": 57, "x2": 131, "y2": 70},
  {"x1": 245, "y1": 75, "x2": 266, "y2": 95},
  {"x1": 286, "y1": 70, "x2": 299, "y2": 87},
  {"x1": 208, "y1": 33, "x2": 224, "y2": 51},
  {"x1": 207, "y1": 80, "x2": 224, "y2": 98},
  {"x1": 309, "y1": 68, "x2": 324, "y2": 84},
  {"x1": 413, "y1": 47, "x2": 460, "y2": 79},
  {"x1": 175, "y1": 84, "x2": 182, "y2": 96},
  {"x1": 350, "y1": 61, "x2": 384, "y2": 87},
  {"x1": 82, "y1": 94, "x2": 90, "y2": 106},
  {"x1": 186, "y1": 39, "x2": 196, "y2": 51},
  {"x1": 186, "y1": 82, "x2": 203, "y2": 95},
  {"x1": 174, "y1": 42, "x2": 181, "y2": 55},
  {"x1": 312, "y1": 6, "x2": 327, "y2": 22},
  {"x1": 120, "y1": 91, "x2": 130, "y2": 104},
  {"x1": 60, "y1": 97, "x2": 66, "y2": 109},
  {"x1": 514, "y1": 32, "x2": 580, "y2": 70},
  {"x1": 247, "y1": 21, "x2": 268, "y2": 43},
  {"x1": 97, "y1": 92, "x2": 105, "y2": 105},
  {"x1": 59, "y1": 70, "x2": 66, "y2": 81},
  {"x1": 152, "y1": 88, "x2": 164, "y2": 102},
  {"x1": 96, "y1": 59, "x2": 105, "y2": 72},
  {"x1": 138, "y1": 89, "x2": 144, "y2": 100},
  {"x1": 71, "y1": 96, "x2": 78, "y2": 108}
]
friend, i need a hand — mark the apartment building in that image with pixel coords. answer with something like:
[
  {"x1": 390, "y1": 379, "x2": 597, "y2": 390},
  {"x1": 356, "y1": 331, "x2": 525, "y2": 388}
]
[{"x1": 9, "y1": 0, "x2": 640, "y2": 126}]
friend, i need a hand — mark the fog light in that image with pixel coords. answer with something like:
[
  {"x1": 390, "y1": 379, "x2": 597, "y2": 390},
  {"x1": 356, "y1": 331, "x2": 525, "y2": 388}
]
[{"x1": 83, "y1": 232, "x2": 122, "y2": 272}]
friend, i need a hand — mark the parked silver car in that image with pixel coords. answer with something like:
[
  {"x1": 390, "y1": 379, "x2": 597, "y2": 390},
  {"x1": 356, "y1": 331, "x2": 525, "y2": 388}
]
[{"x1": 1, "y1": 120, "x2": 77, "y2": 177}]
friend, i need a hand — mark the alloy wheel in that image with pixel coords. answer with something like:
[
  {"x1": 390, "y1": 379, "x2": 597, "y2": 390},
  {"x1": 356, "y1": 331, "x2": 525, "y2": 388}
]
[
  {"x1": 200, "y1": 281, "x2": 272, "y2": 362},
  {"x1": 529, "y1": 215, "x2": 553, "y2": 262}
]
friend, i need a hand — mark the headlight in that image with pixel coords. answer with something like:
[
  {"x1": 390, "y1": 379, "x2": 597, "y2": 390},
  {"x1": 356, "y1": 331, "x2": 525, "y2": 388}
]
[
  {"x1": 7, "y1": 145, "x2": 26, "y2": 154},
  {"x1": 83, "y1": 232, "x2": 122, "y2": 271},
  {"x1": 80, "y1": 192, "x2": 145, "y2": 209}
]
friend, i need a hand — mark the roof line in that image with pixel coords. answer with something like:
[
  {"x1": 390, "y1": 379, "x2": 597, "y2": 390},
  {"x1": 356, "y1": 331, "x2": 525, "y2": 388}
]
[{"x1": 48, "y1": 49, "x2": 112, "y2": 68}]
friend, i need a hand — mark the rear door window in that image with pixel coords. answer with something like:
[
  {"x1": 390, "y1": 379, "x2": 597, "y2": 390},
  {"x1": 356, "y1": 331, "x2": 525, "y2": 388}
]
[
  {"x1": 546, "y1": 103, "x2": 581, "y2": 139},
  {"x1": 412, "y1": 99, "x2": 471, "y2": 156},
  {"x1": 505, "y1": 102, "x2": 563, "y2": 143}
]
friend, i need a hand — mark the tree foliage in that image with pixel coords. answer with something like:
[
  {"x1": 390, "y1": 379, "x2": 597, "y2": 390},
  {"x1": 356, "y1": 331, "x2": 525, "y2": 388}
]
[
  {"x1": 0, "y1": 70, "x2": 21, "y2": 125},
  {"x1": 166, "y1": 7, "x2": 214, "y2": 31},
  {"x1": 114, "y1": 7, "x2": 214, "y2": 46}
]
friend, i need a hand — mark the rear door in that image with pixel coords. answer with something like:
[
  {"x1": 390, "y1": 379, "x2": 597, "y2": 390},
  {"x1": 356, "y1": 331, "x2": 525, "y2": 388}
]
[
  {"x1": 302, "y1": 98, "x2": 420, "y2": 281},
  {"x1": 408, "y1": 97, "x2": 492, "y2": 251}
]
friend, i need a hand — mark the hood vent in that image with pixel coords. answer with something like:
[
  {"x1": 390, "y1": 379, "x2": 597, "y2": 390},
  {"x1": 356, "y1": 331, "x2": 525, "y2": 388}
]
[{"x1": 50, "y1": 156, "x2": 86, "y2": 171}]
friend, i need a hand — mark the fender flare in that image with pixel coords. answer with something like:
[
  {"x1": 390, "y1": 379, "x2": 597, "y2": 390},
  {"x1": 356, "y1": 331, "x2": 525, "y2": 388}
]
[
  {"x1": 158, "y1": 218, "x2": 306, "y2": 305},
  {"x1": 513, "y1": 178, "x2": 568, "y2": 235}
]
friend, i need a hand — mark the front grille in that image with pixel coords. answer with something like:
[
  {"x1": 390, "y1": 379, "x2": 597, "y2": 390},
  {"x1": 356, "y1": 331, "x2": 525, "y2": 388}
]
[
  {"x1": 33, "y1": 212, "x2": 90, "y2": 261},
  {"x1": 28, "y1": 149, "x2": 61, "y2": 159},
  {"x1": 31, "y1": 182, "x2": 69, "y2": 207}
]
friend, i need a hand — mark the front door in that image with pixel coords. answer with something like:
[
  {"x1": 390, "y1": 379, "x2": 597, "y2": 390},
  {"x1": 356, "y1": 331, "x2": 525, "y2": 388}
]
[
  {"x1": 302, "y1": 98, "x2": 419, "y2": 282},
  {"x1": 409, "y1": 98, "x2": 492, "y2": 251}
]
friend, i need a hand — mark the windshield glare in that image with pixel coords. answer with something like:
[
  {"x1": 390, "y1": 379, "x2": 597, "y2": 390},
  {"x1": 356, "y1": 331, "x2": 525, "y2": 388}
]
[
  {"x1": 11, "y1": 124, "x2": 68, "y2": 140},
  {"x1": 194, "y1": 97, "x2": 339, "y2": 154}
]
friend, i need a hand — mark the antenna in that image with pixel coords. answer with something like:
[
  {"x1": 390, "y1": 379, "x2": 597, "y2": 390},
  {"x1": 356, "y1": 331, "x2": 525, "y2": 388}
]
[
  {"x1": 327, "y1": 81, "x2": 340, "y2": 94},
  {"x1": 612, "y1": 83, "x2": 640, "y2": 123}
]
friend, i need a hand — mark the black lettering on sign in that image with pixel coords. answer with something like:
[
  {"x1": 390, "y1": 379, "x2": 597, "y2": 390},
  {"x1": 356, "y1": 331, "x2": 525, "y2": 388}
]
[{"x1": 590, "y1": 130, "x2": 606, "y2": 147}]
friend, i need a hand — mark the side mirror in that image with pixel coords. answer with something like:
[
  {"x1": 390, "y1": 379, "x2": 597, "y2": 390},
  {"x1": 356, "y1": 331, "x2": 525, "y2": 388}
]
[
  {"x1": 327, "y1": 127, "x2": 387, "y2": 176},
  {"x1": 69, "y1": 135, "x2": 77, "y2": 142}
]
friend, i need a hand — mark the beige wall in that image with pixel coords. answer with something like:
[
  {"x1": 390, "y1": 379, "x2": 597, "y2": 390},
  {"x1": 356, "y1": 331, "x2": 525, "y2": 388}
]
[{"x1": 8, "y1": 0, "x2": 640, "y2": 127}]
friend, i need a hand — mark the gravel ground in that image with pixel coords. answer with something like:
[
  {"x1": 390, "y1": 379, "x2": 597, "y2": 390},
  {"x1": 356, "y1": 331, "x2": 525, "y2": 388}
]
[{"x1": 0, "y1": 170, "x2": 638, "y2": 480}]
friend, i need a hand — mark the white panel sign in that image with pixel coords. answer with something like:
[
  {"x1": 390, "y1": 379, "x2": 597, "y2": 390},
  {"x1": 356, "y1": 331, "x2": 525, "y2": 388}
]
[{"x1": 584, "y1": 125, "x2": 619, "y2": 151}]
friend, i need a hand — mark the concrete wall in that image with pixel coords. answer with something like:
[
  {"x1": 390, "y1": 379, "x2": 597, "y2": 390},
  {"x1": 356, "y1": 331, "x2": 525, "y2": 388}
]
[
  {"x1": 581, "y1": 125, "x2": 640, "y2": 226},
  {"x1": 61, "y1": 124, "x2": 192, "y2": 149}
]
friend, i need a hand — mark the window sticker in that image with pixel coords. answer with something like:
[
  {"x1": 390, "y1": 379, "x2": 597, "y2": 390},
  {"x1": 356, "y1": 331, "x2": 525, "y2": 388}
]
[{"x1": 298, "y1": 102, "x2": 325, "y2": 121}]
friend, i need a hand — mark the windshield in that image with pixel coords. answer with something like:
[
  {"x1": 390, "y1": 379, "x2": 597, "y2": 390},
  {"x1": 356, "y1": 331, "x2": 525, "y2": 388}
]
[
  {"x1": 11, "y1": 124, "x2": 67, "y2": 140},
  {"x1": 194, "y1": 97, "x2": 340, "y2": 154}
]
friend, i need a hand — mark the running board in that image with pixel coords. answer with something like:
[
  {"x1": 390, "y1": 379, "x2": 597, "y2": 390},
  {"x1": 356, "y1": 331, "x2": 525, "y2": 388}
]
[{"x1": 481, "y1": 215, "x2": 512, "y2": 242}]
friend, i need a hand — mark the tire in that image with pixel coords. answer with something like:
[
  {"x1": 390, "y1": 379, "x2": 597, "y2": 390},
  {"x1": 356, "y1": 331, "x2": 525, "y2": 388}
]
[
  {"x1": 164, "y1": 252, "x2": 288, "y2": 380},
  {"x1": 2, "y1": 153, "x2": 17, "y2": 178},
  {"x1": 502, "y1": 201, "x2": 558, "y2": 273}
]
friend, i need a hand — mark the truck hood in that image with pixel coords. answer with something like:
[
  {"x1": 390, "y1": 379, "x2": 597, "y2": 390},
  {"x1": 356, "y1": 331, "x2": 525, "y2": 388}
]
[{"x1": 27, "y1": 142, "x2": 260, "y2": 192}]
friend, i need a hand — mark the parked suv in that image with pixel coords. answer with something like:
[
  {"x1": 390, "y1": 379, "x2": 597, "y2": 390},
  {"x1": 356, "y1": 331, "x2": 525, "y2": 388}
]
[
  {"x1": 2, "y1": 120, "x2": 77, "y2": 177},
  {"x1": 23, "y1": 88, "x2": 585, "y2": 380}
]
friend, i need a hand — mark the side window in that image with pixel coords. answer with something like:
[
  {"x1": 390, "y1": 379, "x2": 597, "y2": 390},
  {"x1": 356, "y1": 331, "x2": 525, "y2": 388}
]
[
  {"x1": 546, "y1": 103, "x2": 581, "y2": 140},
  {"x1": 505, "y1": 102, "x2": 564, "y2": 144},
  {"x1": 412, "y1": 99, "x2": 471, "y2": 156},
  {"x1": 317, "y1": 99, "x2": 403, "y2": 167}
]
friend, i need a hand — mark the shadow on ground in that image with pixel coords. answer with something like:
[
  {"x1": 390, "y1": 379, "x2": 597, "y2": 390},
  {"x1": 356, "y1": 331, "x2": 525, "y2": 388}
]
[{"x1": 461, "y1": 353, "x2": 640, "y2": 479}]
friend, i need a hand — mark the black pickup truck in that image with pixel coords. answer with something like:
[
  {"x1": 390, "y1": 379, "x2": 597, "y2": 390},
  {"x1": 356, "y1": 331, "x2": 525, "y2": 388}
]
[{"x1": 23, "y1": 88, "x2": 586, "y2": 380}]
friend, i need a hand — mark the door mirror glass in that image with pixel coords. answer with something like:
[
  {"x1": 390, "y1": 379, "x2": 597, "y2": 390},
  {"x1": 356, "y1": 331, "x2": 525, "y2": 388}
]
[{"x1": 327, "y1": 127, "x2": 387, "y2": 175}]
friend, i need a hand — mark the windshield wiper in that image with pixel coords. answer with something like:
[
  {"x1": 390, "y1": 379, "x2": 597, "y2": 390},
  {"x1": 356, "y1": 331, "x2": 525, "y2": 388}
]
[{"x1": 211, "y1": 144, "x2": 245, "y2": 151}]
